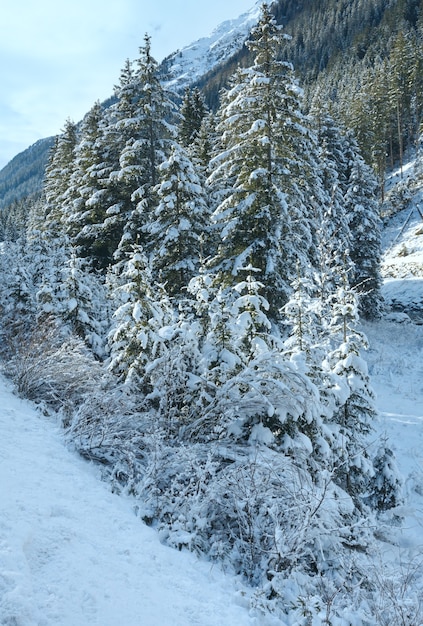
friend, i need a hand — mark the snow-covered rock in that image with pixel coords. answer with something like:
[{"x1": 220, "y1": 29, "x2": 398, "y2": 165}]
[{"x1": 161, "y1": 2, "x2": 262, "y2": 93}]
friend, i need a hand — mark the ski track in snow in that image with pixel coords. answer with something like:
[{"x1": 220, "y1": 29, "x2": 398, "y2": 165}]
[{"x1": 0, "y1": 377, "x2": 261, "y2": 626}]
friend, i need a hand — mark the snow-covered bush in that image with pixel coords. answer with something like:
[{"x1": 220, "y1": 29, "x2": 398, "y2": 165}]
[
  {"x1": 367, "y1": 552, "x2": 423, "y2": 626},
  {"x1": 369, "y1": 443, "x2": 404, "y2": 512},
  {"x1": 66, "y1": 381, "x2": 146, "y2": 486},
  {"x1": 132, "y1": 439, "x2": 376, "y2": 596},
  {"x1": 5, "y1": 317, "x2": 104, "y2": 417}
]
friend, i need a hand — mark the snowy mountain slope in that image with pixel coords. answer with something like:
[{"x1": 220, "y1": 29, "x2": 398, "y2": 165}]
[
  {"x1": 0, "y1": 376, "x2": 262, "y2": 626},
  {"x1": 361, "y1": 167, "x2": 423, "y2": 606},
  {"x1": 161, "y1": 2, "x2": 262, "y2": 92},
  {"x1": 380, "y1": 184, "x2": 423, "y2": 323}
]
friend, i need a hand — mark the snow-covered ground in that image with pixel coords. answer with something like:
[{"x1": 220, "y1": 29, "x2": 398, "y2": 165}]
[
  {"x1": 365, "y1": 184, "x2": 423, "y2": 555},
  {"x1": 0, "y1": 376, "x2": 264, "y2": 626},
  {"x1": 1, "y1": 174, "x2": 423, "y2": 625}
]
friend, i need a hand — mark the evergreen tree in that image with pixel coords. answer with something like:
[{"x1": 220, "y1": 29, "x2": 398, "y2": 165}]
[
  {"x1": 114, "y1": 35, "x2": 177, "y2": 261},
  {"x1": 148, "y1": 143, "x2": 209, "y2": 298},
  {"x1": 108, "y1": 244, "x2": 170, "y2": 391},
  {"x1": 324, "y1": 270, "x2": 377, "y2": 505},
  {"x1": 178, "y1": 87, "x2": 207, "y2": 149},
  {"x1": 344, "y1": 132, "x2": 384, "y2": 319},
  {"x1": 64, "y1": 101, "x2": 117, "y2": 268},
  {"x1": 0, "y1": 240, "x2": 36, "y2": 349},
  {"x1": 43, "y1": 119, "x2": 78, "y2": 239},
  {"x1": 60, "y1": 252, "x2": 109, "y2": 358},
  {"x1": 189, "y1": 265, "x2": 323, "y2": 457},
  {"x1": 191, "y1": 112, "x2": 216, "y2": 175},
  {"x1": 94, "y1": 37, "x2": 178, "y2": 269},
  {"x1": 388, "y1": 30, "x2": 415, "y2": 172},
  {"x1": 208, "y1": 4, "x2": 317, "y2": 319},
  {"x1": 35, "y1": 236, "x2": 72, "y2": 326}
]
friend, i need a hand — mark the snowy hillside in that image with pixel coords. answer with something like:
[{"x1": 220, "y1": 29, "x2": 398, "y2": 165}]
[
  {"x1": 0, "y1": 377, "x2": 260, "y2": 626},
  {"x1": 359, "y1": 172, "x2": 423, "y2": 620},
  {"x1": 381, "y1": 180, "x2": 423, "y2": 323},
  {"x1": 161, "y1": 2, "x2": 261, "y2": 92},
  {"x1": 0, "y1": 166, "x2": 423, "y2": 624}
]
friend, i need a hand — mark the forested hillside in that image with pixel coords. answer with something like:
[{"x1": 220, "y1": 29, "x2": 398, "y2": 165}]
[
  {"x1": 0, "y1": 5, "x2": 414, "y2": 621},
  {"x1": 196, "y1": 0, "x2": 423, "y2": 196},
  {"x1": 0, "y1": 137, "x2": 54, "y2": 217}
]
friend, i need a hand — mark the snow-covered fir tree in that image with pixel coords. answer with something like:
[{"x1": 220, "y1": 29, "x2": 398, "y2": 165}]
[
  {"x1": 147, "y1": 143, "x2": 210, "y2": 297},
  {"x1": 108, "y1": 243, "x2": 170, "y2": 392},
  {"x1": 111, "y1": 35, "x2": 178, "y2": 264},
  {"x1": 208, "y1": 4, "x2": 316, "y2": 319},
  {"x1": 64, "y1": 101, "x2": 118, "y2": 269},
  {"x1": 43, "y1": 119, "x2": 78, "y2": 240},
  {"x1": 0, "y1": 240, "x2": 36, "y2": 348},
  {"x1": 323, "y1": 268, "x2": 377, "y2": 505},
  {"x1": 178, "y1": 87, "x2": 207, "y2": 149},
  {"x1": 343, "y1": 131, "x2": 384, "y2": 319}
]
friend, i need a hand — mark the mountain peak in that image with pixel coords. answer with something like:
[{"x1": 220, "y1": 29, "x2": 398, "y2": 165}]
[{"x1": 161, "y1": 2, "x2": 262, "y2": 92}]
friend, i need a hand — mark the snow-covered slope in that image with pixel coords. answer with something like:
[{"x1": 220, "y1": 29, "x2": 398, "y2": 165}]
[
  {"x1": 161, "y1": 2, "x2": 262, "y2": 92},
  {"x1": 360, "y1": 175, "x2": 423, "y2": 601},
  {"x1": 0, "y1": 377, "x2": 259, "y2": 626},
  {"x1": 380, "y1": 180, "x2": 423, "y2": 323}
]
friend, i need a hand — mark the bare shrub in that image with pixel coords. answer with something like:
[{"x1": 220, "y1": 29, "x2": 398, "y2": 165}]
[{"x1": 4, "y1": 317, "x2": 103, "y2": 416}]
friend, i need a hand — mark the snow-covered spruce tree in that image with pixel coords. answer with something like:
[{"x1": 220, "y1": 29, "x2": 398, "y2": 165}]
[
  {"x1": 323, "y1": 267, "x2": 379, "y2": 507},
  {"x1": 178, "y1": 87, "x2": 207, "y2": 149},
  {"x1": 147, "y1": 143, "x2": 210, "y2": 297},
  {"x1": 282, "y1": 265, "x2": 344, "y2": 472},
  {"x1": 322, "y1": 266, "x2": 401, "y2": 513},
  {"x1": 107, "y1": 243, "x2": 171, "y2": 393},
  {"x1": 111, "y1": 35, "x2": 178, "y2": 266},
  {"x1": 35, "y1": 234, "x2": 71, "y2": 322},
  {"x1": 108, "y1": 247, "x2": 205, "y2": 441},
  {"x1": 191, "y1": 112, "x2": 217, "y2": 176},
  {"x1": 319, "y1": 132, "x2": 351, "y2": 251},
  {"x1": 208, "y1": 4, "x2": 318, "y2": 319},
  {"x1": 370, "y1": 439, "x2": 403, "y2": 513},
  {"x1": 0, "y1": 240, "x2": 36, "y2": 359},
  {"x1": 25, "y1": 195, "x2": 107, "y2": 358},
  {"x1": 94, "y1": 59, "x2": 144, "y2": 265},
  {"x1": 187, "y1": 270, "x2": 241, "y2": 408},
  {"x1": 43, "y1": 119, "x2": 78, "y2": 240},
  {"x1": 64, "y1": 101, "x2": 118, "y2": 269},
  {"x1": 283, "y1": 261, "x2": 322, "y2": 358},
  {"x1": 145, "y1": 299, "x2": 204, "y2": 438},
  {"x1": 59, "y1": 252, "x2": 109, "y2": 358},
  {"x1": 26, "y1": 203, "x2": 106, "y2": 358},
  {"x1": 313, "y1": 178, "x2": 352, "y2": 335},
  {"x1": 187, "y1": 264, "x2": 324, "y2": 459},
  {"x1": 343, "y1": 131, "x2": 384, "y2": 320}
]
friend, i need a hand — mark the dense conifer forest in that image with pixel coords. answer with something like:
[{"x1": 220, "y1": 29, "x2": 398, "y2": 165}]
[{"x1": 0, "y1": 2, "x2": 420, "y2": 622}]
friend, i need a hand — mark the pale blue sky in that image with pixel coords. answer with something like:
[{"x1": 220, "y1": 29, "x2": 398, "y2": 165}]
[{"x1": 0, "y1": 0, "x2": 255, "y2": 169}]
